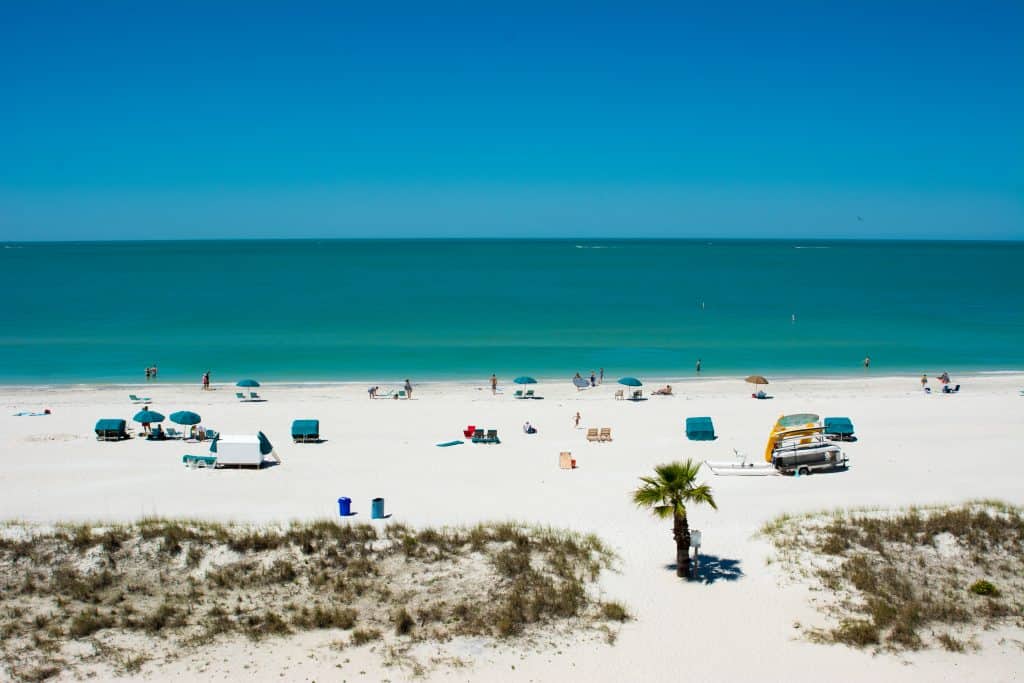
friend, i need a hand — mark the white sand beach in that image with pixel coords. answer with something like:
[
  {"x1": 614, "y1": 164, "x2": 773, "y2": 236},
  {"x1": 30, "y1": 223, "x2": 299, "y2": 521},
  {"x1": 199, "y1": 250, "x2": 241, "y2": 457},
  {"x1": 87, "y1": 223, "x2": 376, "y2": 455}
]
[{"x1": 2, "y1": 373, "x2": 1023, "y2": 682}]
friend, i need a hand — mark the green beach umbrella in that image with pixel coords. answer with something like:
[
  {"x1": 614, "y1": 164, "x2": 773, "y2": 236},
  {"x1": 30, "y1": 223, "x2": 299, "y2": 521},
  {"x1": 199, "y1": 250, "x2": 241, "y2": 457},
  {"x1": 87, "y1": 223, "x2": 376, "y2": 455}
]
[
  {"x1": 513, "y1": 376, "x2": 537, "y2": 385},
  {"x1": 133, "y1": 409, "x2": 164, "y2": 423},
  {"x1": 236, "y1": 379, "x2": 260, "y2": 387},
  {"x1": 618, "y1": 377, "x2": 643, "y2": 387},
  {"x1": 169, "y1": 410, "x2": 201, "y2": 426}
]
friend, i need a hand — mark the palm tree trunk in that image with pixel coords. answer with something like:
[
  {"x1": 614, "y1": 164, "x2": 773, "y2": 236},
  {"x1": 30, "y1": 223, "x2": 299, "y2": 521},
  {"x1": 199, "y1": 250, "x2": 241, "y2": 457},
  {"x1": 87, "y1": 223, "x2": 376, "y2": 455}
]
[{"x1": 673, "y1": 512, "x2": 691, "y2": 578}]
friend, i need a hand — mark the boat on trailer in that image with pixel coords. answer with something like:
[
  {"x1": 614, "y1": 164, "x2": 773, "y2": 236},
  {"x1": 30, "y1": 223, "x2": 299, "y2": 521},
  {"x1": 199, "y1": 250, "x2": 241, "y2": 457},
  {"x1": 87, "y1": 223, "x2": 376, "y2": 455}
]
[{"x1": 704, "y1": 450, "x2": 778, "y2": 476}]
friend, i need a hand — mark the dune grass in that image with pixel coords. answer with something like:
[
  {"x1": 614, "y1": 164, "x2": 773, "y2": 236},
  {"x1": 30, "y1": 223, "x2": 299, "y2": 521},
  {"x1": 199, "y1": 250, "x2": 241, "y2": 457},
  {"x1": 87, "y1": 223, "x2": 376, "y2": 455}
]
[
  {"x1": 0, "y1": 519, "x2": 626, "y2": 681},
  {"x1": 760, "y1": 500, "x2": 1024, "y2": 653}
]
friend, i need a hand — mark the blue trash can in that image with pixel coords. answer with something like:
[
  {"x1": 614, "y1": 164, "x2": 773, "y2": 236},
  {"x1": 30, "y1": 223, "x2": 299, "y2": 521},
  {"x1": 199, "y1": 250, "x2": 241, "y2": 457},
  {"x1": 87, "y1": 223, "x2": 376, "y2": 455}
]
[
  {"x1": 337, "y1": 497, "x2": 351, "y2": 516},
  {"x1": 371, "y1": 497, "x2": 385, "y2": 519}
]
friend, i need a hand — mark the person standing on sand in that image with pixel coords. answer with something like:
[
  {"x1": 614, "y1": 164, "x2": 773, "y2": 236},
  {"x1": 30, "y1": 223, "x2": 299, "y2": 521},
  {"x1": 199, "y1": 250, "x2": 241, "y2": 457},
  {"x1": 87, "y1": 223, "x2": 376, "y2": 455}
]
[
  {"x1": 590, "y1": 371, "x2": 596, "y2": 387},
  {"x1": 490, "y1": 374, "x2": 498, "y2": 395},
  {"x1": 696, "y1": 358, "x2": 702, "y2": 373},
  {"x1": 404, "y1": 379, "x2": 413, "y2": 399},
  {"x1": 920, "y1": 374, "x2": 928, "y2": 390},
  {"x1": 202, "y1": 371, "x2": 210, "y2": 390},
  {"x1": 574, "y1": 412, "x2": 581, "y2": 429},
  {"x1": 599, "y1": 368, "x2": 604, "y2": 384},
  {"x1": 864, "y1": 355, "x2": 870, "y2": 369}
]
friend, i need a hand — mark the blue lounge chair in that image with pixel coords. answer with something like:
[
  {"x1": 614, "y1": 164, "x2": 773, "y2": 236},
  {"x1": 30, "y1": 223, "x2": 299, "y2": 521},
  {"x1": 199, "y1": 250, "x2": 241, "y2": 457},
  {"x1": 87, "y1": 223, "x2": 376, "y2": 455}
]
[
  {"x1": 291, "y1": 419, "x2": 320, "y2": 443},
  {"x1": 95, "y1": 418, "x2": 128, "y2": 441},
  {"x1": 183, "y1": 454, "x2": 217, "y2": 468},
  {"x1": 685, "y1": 417, "x2": 716, "y2": 441},
  {"x1": 129, "y1": 394, "x2": 150, "y2": 404},
  {"x1": 250, "y1": 392, "x2": 262, "y2": 401},
  {"x1": 824, "y1": 417, "x2": 855, "y2": 440}
]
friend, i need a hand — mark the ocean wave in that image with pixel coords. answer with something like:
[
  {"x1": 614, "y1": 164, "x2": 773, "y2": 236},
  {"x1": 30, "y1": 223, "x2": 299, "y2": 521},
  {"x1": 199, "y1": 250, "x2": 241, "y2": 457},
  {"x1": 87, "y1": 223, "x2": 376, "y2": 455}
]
[
  {"x1": 793, "y1": 246, "x2": 831, "y2": 250},
  {"x1": 574, "y1": 245, "x2": 618, "y2": 249}
]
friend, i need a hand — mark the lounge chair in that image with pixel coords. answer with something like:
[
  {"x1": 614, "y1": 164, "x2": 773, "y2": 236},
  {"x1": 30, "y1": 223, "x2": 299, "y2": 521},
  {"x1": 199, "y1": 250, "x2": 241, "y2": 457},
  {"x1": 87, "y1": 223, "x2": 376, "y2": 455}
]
[
  {"x1": 182, "y1": 454, "x2": 217, "y2": 469},
  {"x1": 165, "y1": 427, "x2": 183, "y2": 439},
  {"x1": 525, "y1": 389, "x2": 536, "y2": 399},
  {"x1": 599, "y1": 427, "x2": 612, "y2": 442},
  {"x1": 513, "y1": 390, "x2": 524, "y2": 398},
  {"x1": 614, "y1": 389, "x2": 624, "y2": 400},
  {"x1": 249, "y1": 392, "x2": 261, "y2": 401},
  {"x1": 236, "y1": 392, "x2": 248, "y2": 401},
  {"x1": 95, "y1": 418, "x2": 128, "y2": 441},
  {"x1": 486, "y1": 429, "x2": 500, "y2": 444},
  {"x1": 128, "y1": 394, "x2": 150, "y2": 404},
  {"x1": 823, "y1": 417, "x2": 855, "y2": 440},
  {"x1": 559, "y1": 452, "x2": 576, "y2": 470},
  {"x1": 685, "y1": 417, "x2": 716, "y2": 441},
  {"x1": 942, "y1": 384, "x2": 961, "y2": 394},
  {"x1": 291, "y1": 419, "x2": 320, "y2": 443},
  {"x1": 462, "y1": 425, "x2": 476, "y2": 438},
  {"x1": 471, "y1": 429, "x2": 485, "y2": 442},
  {"x1": 373, "y1": 390, "x2": 394, "y2": 399},
  {"x1": 586, "y1": 428, "x2": 600, "y2": 442},
  {"x1": 204, "y1": 429, "x2": 219, "y2": 440},
  {"x1": 397, "y1": 390, "x2": 407, "y2": 399},
  {"x1": 630, "y1": 390, "x2": 643, "y2": 401}
]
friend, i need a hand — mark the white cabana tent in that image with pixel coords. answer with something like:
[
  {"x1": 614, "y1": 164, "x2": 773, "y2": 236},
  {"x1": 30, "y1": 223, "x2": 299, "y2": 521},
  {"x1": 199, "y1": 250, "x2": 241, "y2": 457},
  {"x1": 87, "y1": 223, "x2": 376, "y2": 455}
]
[{"x1": 210, "y1": 432, "x2": 279, "y2": 467}]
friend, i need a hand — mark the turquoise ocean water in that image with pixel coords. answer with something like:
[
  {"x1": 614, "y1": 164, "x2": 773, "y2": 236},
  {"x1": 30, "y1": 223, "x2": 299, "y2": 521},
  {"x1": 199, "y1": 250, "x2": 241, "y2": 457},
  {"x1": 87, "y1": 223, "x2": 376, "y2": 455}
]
[{"x1": 1, "y1": 239, "x2": 1022, "y2": 384}]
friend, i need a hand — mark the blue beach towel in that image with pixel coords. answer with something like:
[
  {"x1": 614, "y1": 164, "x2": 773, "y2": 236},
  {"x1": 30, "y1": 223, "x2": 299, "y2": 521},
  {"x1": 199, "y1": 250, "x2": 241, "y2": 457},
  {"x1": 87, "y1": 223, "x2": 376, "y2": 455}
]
[
  {"x1": 14, "y1": 411, "x2": 48, "y2": 417},
  {"x1": 436, "y1": 440, "x2": 464, "y2": 447}
]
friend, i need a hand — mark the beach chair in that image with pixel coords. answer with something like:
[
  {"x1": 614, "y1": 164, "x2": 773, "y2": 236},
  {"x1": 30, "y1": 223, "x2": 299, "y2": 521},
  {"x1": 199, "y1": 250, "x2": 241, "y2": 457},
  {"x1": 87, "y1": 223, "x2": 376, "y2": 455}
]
[
  {"x1": 205, "y1": 429, "x2": 219, "y2": 440},
  {"x1": 599, "y1": 427, "x2": 612, "y2": 442},
  {"x1": 463, "y1": 425, "x2": 476, "y2": 438},
  {"x1": 183, "y1": 454, "x2": 217, "y2": 469},
  {"x1": 485, "y1": 429, "x2": 500, "y2": 444},
  {"x1": 942, "y1": 384, "x2": 961, "y2": 394},
  {"x1": 249, "y1": 392, "x2": 261, "y2": 401},
  {"x1": 559, "y1": 452, "x2": 576, "y2": 470},
  {"x1": 513, "y1": 390, "x2": 523, "y2": 398},
  {"x1": 128, "y1": 394, "x2": 150, "y2": 404},
  {"x1": 236, "y1": 392, "x2": 248, "y2": 401},
  {"x1": 685, "y1": 417, "x2": 716, "y2": 441},
  {"x1": 630, "y1": 390, "x2": 643, "y2": 401},
  {"x1": 165, "y1": 427, "x2": 183, "y2": 439},
  {"x1": 586, "y1": 428, "x2": 600, "y2": 442},
  {"x1": 95, "y1": 418, "x2": 128, "y2": 441},
  {"x1": 614, "y1": 389, "x2": 624, "y2": 400},
  {"x1": 397, "y1": 390, "x2": 407, "y2": 399},
  {"x1": 471, "y1": 429, "x2": 485, "y2": 442},
  {"x1": 525, "y1": 389, "x2": 535, "y2": 399}
]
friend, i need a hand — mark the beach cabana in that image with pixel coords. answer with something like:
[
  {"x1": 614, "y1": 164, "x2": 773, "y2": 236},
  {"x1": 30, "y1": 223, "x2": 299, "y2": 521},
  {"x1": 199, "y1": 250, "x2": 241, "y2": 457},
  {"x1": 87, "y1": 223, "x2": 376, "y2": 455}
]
[
  {"x1": 95, "y1": 418, "x2": 128, "y2": 441},
  {"x1": 291, "y1": 419, "x2": 320, "y2": 443},
  {"x1": 210, "y1": 431, "x2": 277, "y2": 468},
  {"x1": 685, "y1": 417, "x2": 716, "y2": 441}
]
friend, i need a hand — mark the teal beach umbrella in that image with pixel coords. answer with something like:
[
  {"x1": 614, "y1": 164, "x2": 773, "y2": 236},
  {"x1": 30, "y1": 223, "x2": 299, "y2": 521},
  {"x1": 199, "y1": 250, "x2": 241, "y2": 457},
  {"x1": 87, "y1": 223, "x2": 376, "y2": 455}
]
[
  {"x1": 170, "y1": 410, "x2": 201, "y2": 425},
  {"x1": 133, "y1": 410, "x2": 164, "y2": 423},
  {"x1": 618, "y1": 377, "x2": 643, "y2": 387},
  {"x1": 236, "y1": 379, "x2": 260, "y2": 387},
  {"x1": 514, "y1": 376, "x2": 537, "y2": 385}
]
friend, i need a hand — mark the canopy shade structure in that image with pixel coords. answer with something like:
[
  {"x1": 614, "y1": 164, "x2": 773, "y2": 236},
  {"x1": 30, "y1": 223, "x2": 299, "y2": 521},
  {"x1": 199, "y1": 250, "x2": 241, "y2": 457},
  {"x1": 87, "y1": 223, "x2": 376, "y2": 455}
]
[
  {"x1": 745, "y1": 375, "x2": 769, "y2": 386},
  {"x1": 236, "y1": 379, "x2": 260, "y2": 387},
  {"x1": 169, "y1": 410, "x2": 201, "y2": 425},
  {"x1": 618, "y1": 377, "x2": 643, "y2": 387},
  {"x1": 291, "y1": 419, "x2": 320, "y2": 443},
  {"x1": 513, "y1": 376, "x2": 537, "y2": 385},
  {"x1": 132, "y1": 410, "x2": 164, "y2": 423}
]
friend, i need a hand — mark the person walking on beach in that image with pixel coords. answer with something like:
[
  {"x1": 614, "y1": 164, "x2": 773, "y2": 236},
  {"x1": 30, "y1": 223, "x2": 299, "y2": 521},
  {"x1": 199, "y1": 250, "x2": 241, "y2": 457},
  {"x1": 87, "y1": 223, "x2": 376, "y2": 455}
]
[
  {"x1": 573, "y1": 411, "x2": 581, "y2": 429},
  {"x1": 696, "y1": 358, "x2": 702, "y2": 373},
  {"x1": 404, "y1": 379, "x2": 413, "y2": 399},
  {"x1": 920, "y1": 373, "x2": 928, "y2": 390},
  {"x1": 599, "y1": 368, "x2": 604, "y2": 384},
  {"x1": 202, "y1": 371, "x2": 210, "y2": 390},
  {"x1": 589, "y1": 371, "x2": 596, "y2": 387},
  {"x1": 490, "y1": 374, "x2": 498, "y2": 395}
]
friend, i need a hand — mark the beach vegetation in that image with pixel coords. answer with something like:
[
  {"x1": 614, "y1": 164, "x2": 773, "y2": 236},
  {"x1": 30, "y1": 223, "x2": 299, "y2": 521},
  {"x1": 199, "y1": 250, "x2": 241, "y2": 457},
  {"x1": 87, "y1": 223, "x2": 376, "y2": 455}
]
[
  {"x1": 631, "y1": 460, "x2": 717, "y2": 578},
  {"x1": 761, "y1": 501, "x2": 1024, "y2": 653},
  {"x1": 0, "y1": 518, "x2": 625, "y2": 681}
]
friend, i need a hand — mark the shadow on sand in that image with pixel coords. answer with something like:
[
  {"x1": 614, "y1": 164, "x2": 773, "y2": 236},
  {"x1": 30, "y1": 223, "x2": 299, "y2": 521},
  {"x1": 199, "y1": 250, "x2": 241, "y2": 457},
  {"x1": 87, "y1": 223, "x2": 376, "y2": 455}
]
[{"x1": 664, "y1": 554, "x2": 744, "y2": 584}]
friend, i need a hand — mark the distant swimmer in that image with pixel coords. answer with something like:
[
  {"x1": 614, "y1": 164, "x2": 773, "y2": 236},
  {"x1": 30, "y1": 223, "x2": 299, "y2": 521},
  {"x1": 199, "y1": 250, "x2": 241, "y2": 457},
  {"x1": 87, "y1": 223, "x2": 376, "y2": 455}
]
[
  {"x1": 696, "y1": 358, "x2": 702, "y2": 373},
  {"x1": 791, "y1": 313, "x2": 796, "y2": 323},
  {"x1": 864, "y1": 355, "x2": 871, "y2": 369}
]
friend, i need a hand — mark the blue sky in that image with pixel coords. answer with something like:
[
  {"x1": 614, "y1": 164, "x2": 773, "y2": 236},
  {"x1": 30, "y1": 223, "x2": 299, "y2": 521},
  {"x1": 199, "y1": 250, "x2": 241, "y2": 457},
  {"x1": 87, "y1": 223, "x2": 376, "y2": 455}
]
[{"x1": 1, "y1": 1, "x2": 1021, "y2": 240}]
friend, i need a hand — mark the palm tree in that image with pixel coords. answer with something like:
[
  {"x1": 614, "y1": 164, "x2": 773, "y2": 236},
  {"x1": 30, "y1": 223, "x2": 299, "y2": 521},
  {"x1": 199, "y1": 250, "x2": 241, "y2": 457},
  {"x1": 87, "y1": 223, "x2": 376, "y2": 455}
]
[{"x1": 632, "y1": 460, "x2": 717, "y2": 578}]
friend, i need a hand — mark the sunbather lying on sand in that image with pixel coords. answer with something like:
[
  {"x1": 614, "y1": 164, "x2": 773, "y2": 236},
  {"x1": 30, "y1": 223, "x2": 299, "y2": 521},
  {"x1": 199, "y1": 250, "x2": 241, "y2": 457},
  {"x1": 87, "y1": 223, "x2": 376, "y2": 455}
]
[{"x1": 652, "y1": 385, "x2": 673, "y2": 395}]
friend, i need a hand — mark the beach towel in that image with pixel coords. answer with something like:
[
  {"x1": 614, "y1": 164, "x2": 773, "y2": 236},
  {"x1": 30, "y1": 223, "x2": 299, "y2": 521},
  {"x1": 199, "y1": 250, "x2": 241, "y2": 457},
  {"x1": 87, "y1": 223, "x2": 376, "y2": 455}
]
[
  {"x1": 13, "y1": 411, "x2": 49, "y2": 417},
  {"x1": 436, "y1": 440, "x2": 464, "y2": 447}
]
